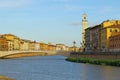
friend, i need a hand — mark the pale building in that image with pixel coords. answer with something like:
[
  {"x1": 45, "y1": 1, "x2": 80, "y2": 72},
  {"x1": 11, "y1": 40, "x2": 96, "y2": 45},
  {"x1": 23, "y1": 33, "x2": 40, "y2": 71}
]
[
  {"x1": 29, "y1": 41, "x2": 36, "y2": 50},
  {"x1": 20, "y1": 39, "x2": 30, "y2": 51},
  {"x1": 35, "y1": 42, "x2": 40, "y2": 50},
  {"x1": 7, "y1": 40, "x2": 14, "y2": 51},
  {"x1": 56, "y1": 44, "x2": 67, "y2": 51},
  {"x1": 65, "y1": 46, "x2": 69, "y2": 51}
]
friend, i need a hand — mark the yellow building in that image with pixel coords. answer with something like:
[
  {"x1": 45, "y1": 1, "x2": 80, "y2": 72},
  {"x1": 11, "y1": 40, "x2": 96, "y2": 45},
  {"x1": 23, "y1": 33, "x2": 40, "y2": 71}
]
[
  {"x1": 48, "y1": 44, "x2": 56, "y2": 51},
  {"x1": 101, "y1": 20, "x2": 120, "y2": 51},
  {"x1": 3, "y1": 34, "x2": 21, "y2": 50},
  {"x1": 0, "y1": 37, "x2": 8, "y2": 51},
  {"x1": 40, "y1": 42, "x2": 48, "y2": 51},
  {"x1": 69, "y1": 46, "x2": 80, "y2": 52}
]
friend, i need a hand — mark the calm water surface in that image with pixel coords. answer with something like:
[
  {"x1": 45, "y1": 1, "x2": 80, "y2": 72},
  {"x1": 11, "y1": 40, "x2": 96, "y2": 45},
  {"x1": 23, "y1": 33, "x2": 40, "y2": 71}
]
[{"x1": 0, "y1": 55, "x2": 120, "y2": 80}]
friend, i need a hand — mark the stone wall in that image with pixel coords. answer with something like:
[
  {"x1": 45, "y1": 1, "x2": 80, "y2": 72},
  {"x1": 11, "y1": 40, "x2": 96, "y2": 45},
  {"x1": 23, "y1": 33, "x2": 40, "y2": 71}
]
[{"x1": 70, "y1": 52, "x2": 120, "y2": 60}]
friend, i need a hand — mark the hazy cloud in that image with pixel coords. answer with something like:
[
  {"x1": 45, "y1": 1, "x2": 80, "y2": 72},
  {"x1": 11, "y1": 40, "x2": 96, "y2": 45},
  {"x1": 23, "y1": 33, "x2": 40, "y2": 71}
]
[
  {"x1": 70, "y1": 22, "x2": 81, "y2": 26},
  {"x1": 0, "y1": 0, "x2": 32, "y2": 8}
]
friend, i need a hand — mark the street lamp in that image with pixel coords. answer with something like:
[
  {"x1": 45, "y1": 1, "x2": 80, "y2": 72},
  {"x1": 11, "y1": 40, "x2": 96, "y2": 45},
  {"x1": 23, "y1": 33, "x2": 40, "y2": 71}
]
[{"x1": 73, "y1": 41, "x2": 76, "y2": 52}]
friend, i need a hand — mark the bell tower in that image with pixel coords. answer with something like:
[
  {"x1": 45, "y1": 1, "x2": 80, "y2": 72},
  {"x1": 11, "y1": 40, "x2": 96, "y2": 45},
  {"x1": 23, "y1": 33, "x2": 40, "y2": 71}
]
[{"x1": 82, "y1": 13, "x2": 88, "y2": 51}]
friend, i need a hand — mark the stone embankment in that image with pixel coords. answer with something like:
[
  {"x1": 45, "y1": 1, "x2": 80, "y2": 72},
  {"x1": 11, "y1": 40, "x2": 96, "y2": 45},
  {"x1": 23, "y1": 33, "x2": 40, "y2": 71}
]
[
  {"x1": 57, "y1": 51, "x2": 71, "y2": 57},
  {"x1": 69, "y1": 52, "x2": 120, "y2": 60},
  {"x1": 66, "y1": 52, "x2": 120, "y2": 67}
]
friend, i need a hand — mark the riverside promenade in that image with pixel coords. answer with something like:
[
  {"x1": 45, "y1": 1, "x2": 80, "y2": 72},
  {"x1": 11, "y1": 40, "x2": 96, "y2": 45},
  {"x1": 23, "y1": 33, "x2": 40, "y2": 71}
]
[
  {"x1": 0, "y1": 50, "x2": 57, "y2": 58},
  {"x1": 0, "y1": 50, "x2": 70, "y2": 59}
]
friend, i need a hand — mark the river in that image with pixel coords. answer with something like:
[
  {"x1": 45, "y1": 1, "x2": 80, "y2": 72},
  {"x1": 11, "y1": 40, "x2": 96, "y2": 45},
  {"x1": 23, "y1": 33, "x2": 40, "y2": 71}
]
[{"x1": 0, "y1": 55, "x2": 120, "y2": 80}]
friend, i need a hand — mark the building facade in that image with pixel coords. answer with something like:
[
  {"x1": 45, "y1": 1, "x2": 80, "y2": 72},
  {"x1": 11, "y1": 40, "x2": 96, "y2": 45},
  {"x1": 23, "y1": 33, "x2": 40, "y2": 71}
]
[
  {"x1": 56, "y1": 44, "x2": 66, "y2": 51},
  {"x1": 109, "y1": 33, "x2": 120, "y2": 52},
  {"x1": 85, "y1": 24, "x2": 101, "y2": 52},
  {"x1": 7, "y1": 40, "x2": 14, "y2": 51},
  {"x1": 85, "y1": 20, "x2": 120, "y2": 52},
  {"x1": 0, "y1": 37, "x2": 8, "y2": 51},
  {"x1": 101, "y1": 20, "x2": 120, "y2": 51},
  {"x1": 48, "y1": 44, "x2": 56, "y2": 51},
  {"x1": 20, "y1": 39, "x2": 30, "y2": 51},
  {"x1": 3, "y1": 34, "x2": 20, "y2": 50},
  {"x1": 35, "y1": 42, "x2": 40, "y2": 50},
  {"x1": 40, "y1": 42, "x2": 48, "y2": 51}
]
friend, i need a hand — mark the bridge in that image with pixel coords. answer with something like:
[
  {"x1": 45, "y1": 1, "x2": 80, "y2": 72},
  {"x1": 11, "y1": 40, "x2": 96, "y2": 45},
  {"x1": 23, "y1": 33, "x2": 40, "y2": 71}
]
[{"x1": 0, "y1": 50, "x2": 70, "y2": 58}]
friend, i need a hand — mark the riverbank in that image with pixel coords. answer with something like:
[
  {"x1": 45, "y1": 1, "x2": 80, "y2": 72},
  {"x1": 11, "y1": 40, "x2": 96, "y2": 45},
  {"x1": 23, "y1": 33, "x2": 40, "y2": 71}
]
[
  {"x1": 0, "y1": 52, "x2": 56, "y2": 59},
  {"x1": 0, "y1": 75, "x2": 14, "y2": 80},
  {"x1": 66, "y1": 57, "x2": 120, "y2": 67}
]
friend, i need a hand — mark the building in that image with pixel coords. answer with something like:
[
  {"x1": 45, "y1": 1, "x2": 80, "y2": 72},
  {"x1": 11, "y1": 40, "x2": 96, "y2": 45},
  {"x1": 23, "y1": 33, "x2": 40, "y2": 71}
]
[
  {"x1": 0, "y1": 37, "x2": 8, "y2": 51},
  {"x1": 109, "y1": 33, "x2": 120, "y2": 52},
  {"x1": 7, "y1": 40, "x2": 14, "y2": 51},
  {"x1": 90, "y1": 24, "x2": 101, "y2": 52},
  {"x1": 20, "y1": 39, "x2": 30, "y2": 51},
  {"x1": 29, "y1": 41, "x2": 36, "y2": 50},
  {"x1": 35, "y1": 41, "x2": 40, "y2": 50},
  {"x1": 85, "y1": 24, "x2": 101, "y2": 52},
  {"x1": 101, "y1": 20, "x2": 120, "y2": 51},
  {"x1": 48, "y1": 44, "x2": 56, "y2": 51},
  {"x1": 85, "y1": 27, "x2": 91, "y2": 52},
  {"x1": 40, "y1": 42, "x2": 48, "y2": 51},
  {"x1": 69, "y1": 46, "x2": 80, "y2": 52},
  {"x1": 82, "y1": 13, "x2": 88, "y2": 51},
  {"x1": 85, "y1": 20, "x2": 120, "y2": 52},
  {"x1": 3, "y1": 34, "x2": 20, "y2": 50},
  {"x1": 56, "y1": 44, "x2": 67, "y2": 51}
]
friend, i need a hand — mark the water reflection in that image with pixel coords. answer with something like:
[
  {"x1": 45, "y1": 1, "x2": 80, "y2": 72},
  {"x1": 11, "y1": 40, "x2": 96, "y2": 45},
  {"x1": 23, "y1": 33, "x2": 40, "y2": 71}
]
[{"x1": 79, "y1": 64, "x2": 120, "y2": 80}]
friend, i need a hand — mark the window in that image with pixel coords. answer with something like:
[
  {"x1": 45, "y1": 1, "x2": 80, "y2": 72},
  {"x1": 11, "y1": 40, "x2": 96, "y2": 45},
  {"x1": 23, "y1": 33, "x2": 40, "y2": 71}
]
[
  {"x1": 115, "y1": 29, "x2": 118, "y2": 32},
  {"x1": 110, "y1": 29, "x2": 112, "y2": 32}
]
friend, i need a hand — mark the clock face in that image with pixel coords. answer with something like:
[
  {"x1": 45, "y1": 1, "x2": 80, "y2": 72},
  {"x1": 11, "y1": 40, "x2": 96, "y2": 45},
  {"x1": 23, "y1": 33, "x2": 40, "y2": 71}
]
[
  {"x1": 84, "y1": 17, "x2": 86, "y2": 19},
  {"x1": 82, "y1": 13, "x2": 87, "y2": 20}
]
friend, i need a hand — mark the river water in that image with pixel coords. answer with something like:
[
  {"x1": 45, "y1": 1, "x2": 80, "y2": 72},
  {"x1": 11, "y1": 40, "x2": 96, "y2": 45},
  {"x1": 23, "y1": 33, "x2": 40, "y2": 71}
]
[{"x1": 0, "y1": 55, "x2": 120, "y2": 80}]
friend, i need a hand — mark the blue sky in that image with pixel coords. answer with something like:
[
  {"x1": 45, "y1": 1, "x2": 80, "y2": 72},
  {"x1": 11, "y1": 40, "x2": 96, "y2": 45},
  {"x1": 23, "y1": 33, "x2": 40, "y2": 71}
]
[{"x1": 0, "y1": 0, "x2": 120, "y2": 47}]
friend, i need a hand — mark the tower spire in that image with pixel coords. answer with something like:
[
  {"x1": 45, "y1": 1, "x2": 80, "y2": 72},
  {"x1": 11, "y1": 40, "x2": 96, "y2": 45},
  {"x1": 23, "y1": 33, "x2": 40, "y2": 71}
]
[{"x1": 82, "y1": 13, "x2": 88, "y2": 51}]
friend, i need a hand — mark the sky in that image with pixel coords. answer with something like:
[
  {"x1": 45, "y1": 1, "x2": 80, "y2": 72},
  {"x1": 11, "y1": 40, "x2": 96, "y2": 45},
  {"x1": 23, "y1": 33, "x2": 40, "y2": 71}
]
[{"x1": 0, "y1": 0, "x2": 120, "y2": 47}]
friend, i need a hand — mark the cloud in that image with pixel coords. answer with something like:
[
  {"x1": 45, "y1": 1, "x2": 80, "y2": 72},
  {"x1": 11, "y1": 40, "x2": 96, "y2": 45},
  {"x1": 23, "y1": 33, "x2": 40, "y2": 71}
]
[
  {"x1": 70, "y1": 22, "x2": 81, "y2": 26},
  {"x1": 0, "y1": 0, "x2": 32, "y2": 8}
]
